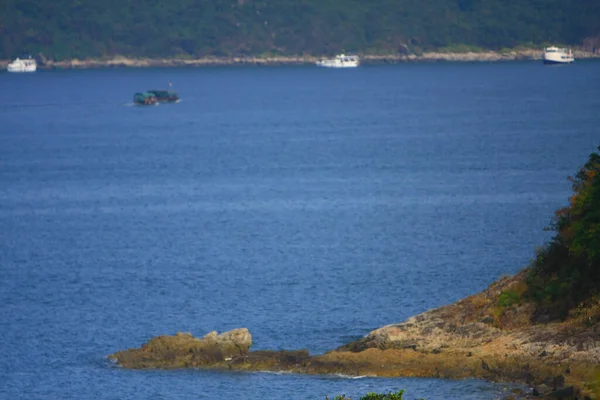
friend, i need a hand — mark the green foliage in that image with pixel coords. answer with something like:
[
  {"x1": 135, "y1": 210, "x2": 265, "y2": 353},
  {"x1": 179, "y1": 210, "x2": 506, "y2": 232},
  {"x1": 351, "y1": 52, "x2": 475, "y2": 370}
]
[
  {"x1": 498, "y1": 290, "x2": 520, "y2": 308},
  {"x1": 360, "y1": 390, "x2": 405, "y2": 400},
  {"x1": 526, "y1": 147, "x2": 600, "y2": 321},
  {"x1": 331, "y1": 390, "x2": 406, "y2": 400},
  {"x1": 1, "y1": 0, "x2": 600, "y2": 59},
  {"x1": 437, "y1": 44, "x2": 486, "y2": 53}
]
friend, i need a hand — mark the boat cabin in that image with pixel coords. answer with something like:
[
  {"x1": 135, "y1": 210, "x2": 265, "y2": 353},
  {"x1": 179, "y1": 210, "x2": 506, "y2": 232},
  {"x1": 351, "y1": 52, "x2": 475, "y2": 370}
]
[{"x1": 147, "y1": 90, "x2": 179, "y2": 102}]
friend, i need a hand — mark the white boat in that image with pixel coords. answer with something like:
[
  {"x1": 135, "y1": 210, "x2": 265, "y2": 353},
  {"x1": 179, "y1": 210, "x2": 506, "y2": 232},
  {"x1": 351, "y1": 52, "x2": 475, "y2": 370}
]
[
  {"x1": 7, "y1": 57, "x2": 37, "y2": 72},
  {"x1": 316, "y1": 54, "x2": 359, "y2": 68},
  {"x1": 542, "y1": 46, "x2": 574, "y2": 64}
]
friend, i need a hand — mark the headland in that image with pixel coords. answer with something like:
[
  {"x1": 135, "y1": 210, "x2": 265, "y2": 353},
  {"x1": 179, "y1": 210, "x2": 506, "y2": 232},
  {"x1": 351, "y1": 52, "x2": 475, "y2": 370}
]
[{"x1": 109, "y1": 270, "x2": 600, "y2": 398}]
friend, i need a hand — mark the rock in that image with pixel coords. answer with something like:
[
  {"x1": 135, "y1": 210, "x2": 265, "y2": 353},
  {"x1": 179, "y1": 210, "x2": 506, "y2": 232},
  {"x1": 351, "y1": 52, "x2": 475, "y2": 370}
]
[
  {"x1": 278, "y1": 349, "x2": 310, "y2": 366},
  {"x1": 216, "y1": 328, "x2": 252, "y2": 355},
  {"x1": 552, "y1": 375, "x2": 565, "y2": 389},
  {"x1": 533, "y1": 384, "x2": 551, "y2": 396},
  {"x1": 548, "y1": 386, "x2": 574, "y2": 399},
  {"x1": 524, "y1": 372, "x2": 535, "y2": 385},
  {"x1": 369, "y1": 333, "x2": 392, "y2": 350},
  {"x1": 392, "y1": 341, "x2": 418, "y2": 351},
  {"x1": 339, "y1": 332, "x2": 391, "y2": 352},
  {"x1": 109, "y1": 328, "x2": 252, "y2": 369}
]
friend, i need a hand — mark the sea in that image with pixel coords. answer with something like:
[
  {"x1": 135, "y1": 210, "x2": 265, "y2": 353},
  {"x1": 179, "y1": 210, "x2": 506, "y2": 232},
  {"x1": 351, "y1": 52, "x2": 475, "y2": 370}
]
[{"x1": 1, "y1": 60, "x2": 599, "y2": 400}]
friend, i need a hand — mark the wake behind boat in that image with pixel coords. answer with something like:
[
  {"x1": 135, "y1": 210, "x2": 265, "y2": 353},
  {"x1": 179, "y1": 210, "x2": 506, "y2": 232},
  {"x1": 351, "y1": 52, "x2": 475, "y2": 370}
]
[
  {"x1": 542, "y1": 46, "x2": 574, "y2": 64},
  {"x1": 7, "y1": 56, "x2": 37, "y2": 72},
  {"x1": 316, "y1": 54, "x2": 359, "y2": 68}
]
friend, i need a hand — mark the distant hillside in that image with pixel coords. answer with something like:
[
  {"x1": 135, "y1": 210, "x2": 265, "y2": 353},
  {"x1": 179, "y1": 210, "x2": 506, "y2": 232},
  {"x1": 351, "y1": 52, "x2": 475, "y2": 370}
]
[{"x1": 2, "y1": 0, "x2": 600, "y2": 60}]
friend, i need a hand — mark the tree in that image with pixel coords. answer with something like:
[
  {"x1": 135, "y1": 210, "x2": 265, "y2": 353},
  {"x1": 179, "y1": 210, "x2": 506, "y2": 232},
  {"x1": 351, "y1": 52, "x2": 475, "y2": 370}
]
[{"x1": 527, "y1": 147, "x2": 600, "y2": 321}]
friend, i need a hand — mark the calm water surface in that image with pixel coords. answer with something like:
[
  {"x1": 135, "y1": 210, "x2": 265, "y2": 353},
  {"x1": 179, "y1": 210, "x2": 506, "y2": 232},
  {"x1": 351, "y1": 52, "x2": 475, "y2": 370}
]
[{"x1": 1, "y1": 61, "x2": 599, "y2": 399}]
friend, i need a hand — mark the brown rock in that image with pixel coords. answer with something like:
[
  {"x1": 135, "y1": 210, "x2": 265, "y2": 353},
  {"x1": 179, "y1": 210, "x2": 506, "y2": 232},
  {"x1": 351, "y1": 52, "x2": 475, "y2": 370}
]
[
  {"x1": 203, "y1": 331, "x2": 218, "y2": 341},
  {"x1": 109, "y1": 328, "x2": 252, "y2": 369},
  {"x1": 533, "y1": 384, "x2": 551, "y2": 396}
]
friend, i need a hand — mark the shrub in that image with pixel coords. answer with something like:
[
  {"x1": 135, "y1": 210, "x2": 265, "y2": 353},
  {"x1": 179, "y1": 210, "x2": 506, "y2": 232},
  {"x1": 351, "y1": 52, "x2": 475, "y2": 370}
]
[
  {"x1": 526, "y1": 146, "x2": 600, "y2": 321},
  {"x1": 498, "y1": 290, "x2": 521, "y2": 308},
  {"x1": 331, "y1": 390, "x2": 406, "y2": 400}
]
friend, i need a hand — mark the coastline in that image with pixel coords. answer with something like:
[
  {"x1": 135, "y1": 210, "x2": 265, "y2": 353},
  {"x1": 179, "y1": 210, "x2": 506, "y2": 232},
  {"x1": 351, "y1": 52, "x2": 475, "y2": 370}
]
[
  {"x1": 2, "y1": 49, "x2": 599, "y2": 69},
  {"x1": 109, "y1": 270, "x2": 600, "y2": 399}
]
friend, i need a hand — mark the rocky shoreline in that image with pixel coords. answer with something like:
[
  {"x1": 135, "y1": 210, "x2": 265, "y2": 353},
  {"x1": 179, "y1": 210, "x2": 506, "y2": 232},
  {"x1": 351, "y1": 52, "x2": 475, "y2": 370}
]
[
  {"x1": 2, "y1": 49, "x2": 599, "y2": 69},
  {"x1": 109, "y1": 270, "x2": 600, "y2": 400}
]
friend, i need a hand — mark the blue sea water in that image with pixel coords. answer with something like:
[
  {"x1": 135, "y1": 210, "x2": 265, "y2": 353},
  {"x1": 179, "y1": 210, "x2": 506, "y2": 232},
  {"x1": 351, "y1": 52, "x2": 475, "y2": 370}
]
[{"x1": 1, "y1": 61, "x2": 599, "y2": 399}]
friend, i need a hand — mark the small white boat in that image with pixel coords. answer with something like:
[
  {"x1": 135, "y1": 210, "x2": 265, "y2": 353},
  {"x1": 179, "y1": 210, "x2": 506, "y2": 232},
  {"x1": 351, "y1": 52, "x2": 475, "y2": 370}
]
[
  {"x1": 316, "y1": 54, "x2": 359, "y2": 68},
  {"x1": 7, "y1": 57, "x2": 37, "y2": 72},
  {"x1": 542, "y1": 46, "x2": 574, "y2": 64}
]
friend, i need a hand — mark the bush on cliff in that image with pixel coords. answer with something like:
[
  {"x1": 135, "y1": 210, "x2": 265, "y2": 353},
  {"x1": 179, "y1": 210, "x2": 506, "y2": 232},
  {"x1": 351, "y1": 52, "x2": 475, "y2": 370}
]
[
  {"x1": 331, "y1": 390, "x2": 407, "y2": 400},
  {"x1": 526, "y1": 146, "x2": 600, "y2": 321}
]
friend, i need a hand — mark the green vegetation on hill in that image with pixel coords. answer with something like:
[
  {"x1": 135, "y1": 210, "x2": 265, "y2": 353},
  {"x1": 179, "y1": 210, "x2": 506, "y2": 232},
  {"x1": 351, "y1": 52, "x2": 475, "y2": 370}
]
[
  {"x1": 1, "y1": 0, "x2": 600, "y2": 60},
  {"x1": 527, "y1": 147, "x2": 600, "y2": 321}
]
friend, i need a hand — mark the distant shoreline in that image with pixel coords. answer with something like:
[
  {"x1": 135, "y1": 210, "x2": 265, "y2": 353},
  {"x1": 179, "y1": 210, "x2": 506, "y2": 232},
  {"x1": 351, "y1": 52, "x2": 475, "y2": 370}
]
[{"x1": 2, "y1": 49, "x2": 599, "y2": 69}]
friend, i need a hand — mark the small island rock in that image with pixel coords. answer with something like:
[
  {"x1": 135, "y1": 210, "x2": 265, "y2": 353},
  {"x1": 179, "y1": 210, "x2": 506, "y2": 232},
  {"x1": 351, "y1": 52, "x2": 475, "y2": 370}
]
[{"x1": 109, "y1": 328, "x2": 252, "y2": 369}]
